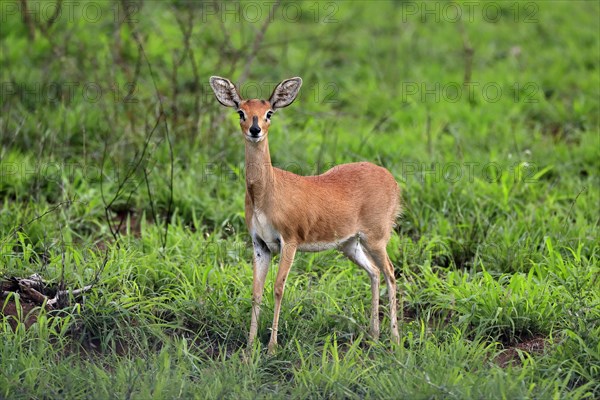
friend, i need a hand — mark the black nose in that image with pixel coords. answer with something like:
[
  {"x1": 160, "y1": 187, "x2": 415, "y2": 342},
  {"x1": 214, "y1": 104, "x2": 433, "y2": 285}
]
[
  {"x1": 249, "y1": 116, "x2": 261, "y2": 136},
  {"x1": 249, "y1": 125, "x2": 261, "y2": 136}
]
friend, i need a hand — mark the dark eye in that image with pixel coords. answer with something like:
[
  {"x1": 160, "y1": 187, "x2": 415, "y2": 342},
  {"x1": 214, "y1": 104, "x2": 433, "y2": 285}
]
[
  {"x1": 237, "y1": 110, "x2": 245, "y2": 120},
  {"x1": 266, "y1": 111, "x2": 273, "y2": 119}
]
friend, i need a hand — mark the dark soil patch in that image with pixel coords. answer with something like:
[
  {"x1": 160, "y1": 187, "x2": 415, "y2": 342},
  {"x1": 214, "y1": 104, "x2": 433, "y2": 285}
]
[
  {"x1": 494, "y1": 336, "x2": 548, "y2": 368},
  {"x1": 1, "y1": 299, "x2": 39, "y2": 330},
  {"x1": 112, "y1": 209, "x2": 143, "y2": 237}
]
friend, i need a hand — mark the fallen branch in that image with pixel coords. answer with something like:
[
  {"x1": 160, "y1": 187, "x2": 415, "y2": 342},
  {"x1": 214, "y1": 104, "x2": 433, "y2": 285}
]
[
  {"x1": 47, "y1": 285, "x2": 93, "y2": 308},
  {"x1": 2, "y1": 275, "x2": 93, "y2": 311},
  {"x1": 18, "y1": 283, "x2": 52, "y2": 309}
]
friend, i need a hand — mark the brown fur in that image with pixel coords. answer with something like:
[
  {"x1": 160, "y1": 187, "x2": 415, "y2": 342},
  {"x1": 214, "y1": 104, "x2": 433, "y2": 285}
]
[{"x1": 246, "y1": 156, "x2": 400, "y2": 247}]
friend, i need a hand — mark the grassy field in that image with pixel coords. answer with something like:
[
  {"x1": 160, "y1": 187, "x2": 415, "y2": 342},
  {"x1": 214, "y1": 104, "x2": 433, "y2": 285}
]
[{"x1": 1, "y1": 0, "x2": 599, "y2": 398}]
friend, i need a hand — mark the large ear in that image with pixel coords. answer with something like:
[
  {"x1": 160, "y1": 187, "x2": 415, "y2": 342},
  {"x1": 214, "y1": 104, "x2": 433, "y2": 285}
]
[
  {"x1": 269, "y1": 77, "x2": 302, "y2": 110},
  {"x1": 209, "y1": 76, "x2": 243, "y2": 108}
]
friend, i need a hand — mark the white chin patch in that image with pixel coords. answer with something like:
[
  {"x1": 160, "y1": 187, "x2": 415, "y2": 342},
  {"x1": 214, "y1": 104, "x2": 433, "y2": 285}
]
[{"x1": 245, "y1": 134, "x2": 264, "y2": 143}]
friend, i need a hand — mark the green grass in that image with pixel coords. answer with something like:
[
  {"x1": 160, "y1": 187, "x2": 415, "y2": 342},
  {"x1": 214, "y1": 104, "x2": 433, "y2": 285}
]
[{"x1": 1, "y1": 0, "x2": 599, "y2": 398}]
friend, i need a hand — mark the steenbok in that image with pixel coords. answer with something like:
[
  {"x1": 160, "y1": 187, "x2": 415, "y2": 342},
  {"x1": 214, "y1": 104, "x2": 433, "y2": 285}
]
[{"x1": 209, "y1": 76, "x2": 401, "y2": 353}]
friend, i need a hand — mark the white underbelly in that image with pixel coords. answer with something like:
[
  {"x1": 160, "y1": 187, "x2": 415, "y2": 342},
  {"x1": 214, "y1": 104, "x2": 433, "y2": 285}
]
[{"x1": 297, "y1": 239, "x2": 348, "y2": 252}]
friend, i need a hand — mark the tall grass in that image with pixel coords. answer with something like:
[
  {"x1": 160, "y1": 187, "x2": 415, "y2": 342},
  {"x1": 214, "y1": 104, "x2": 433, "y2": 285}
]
[{"x1": 1, "y1": 0, "x2": 599, "y2": 398}]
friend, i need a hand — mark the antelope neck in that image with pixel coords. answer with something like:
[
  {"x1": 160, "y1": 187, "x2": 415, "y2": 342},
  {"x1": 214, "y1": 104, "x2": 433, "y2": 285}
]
[{"x1": 245, "y1": 136, "x2": 275, "y2": 208}]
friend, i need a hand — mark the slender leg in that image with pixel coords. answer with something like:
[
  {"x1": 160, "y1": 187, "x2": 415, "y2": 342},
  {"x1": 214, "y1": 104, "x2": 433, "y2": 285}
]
[
  {"x1": 366, "y1": 245, "x2": 399, "y2": 344},
  {"x1": 342, "y1": 238, "x2": 380, "y2": 340},
  {"x1": 268, "y1": 241, "x2": 297, "y2": 354},
  {"x1": 248, "y1": 238, "x2": 272, "y2": 348},
  {"x1": 386, "y1": 254, "x2": 401, "y2": 342}
]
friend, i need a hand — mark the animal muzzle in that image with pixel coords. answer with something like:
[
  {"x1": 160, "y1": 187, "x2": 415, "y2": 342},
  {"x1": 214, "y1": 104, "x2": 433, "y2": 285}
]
[{"x1": 249, "y1": 116, "x2": 261, "y2": 136}]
